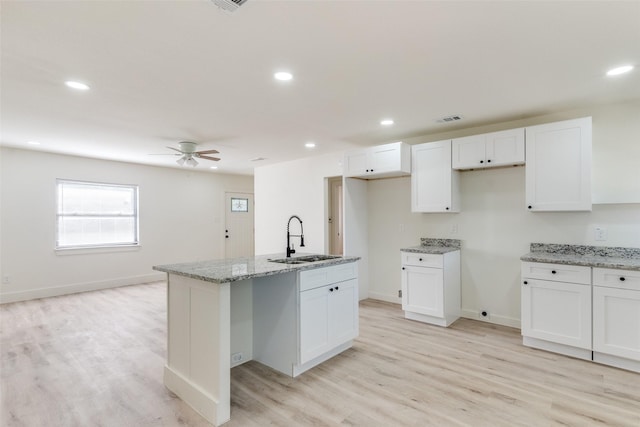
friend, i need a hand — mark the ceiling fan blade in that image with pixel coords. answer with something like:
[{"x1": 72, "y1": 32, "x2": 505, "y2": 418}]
[
  {"x1": 148, "y1": 153, "x2": 181, "y2": 156},
  {"x1": 197, "y1": 155, "x2": 221, "y2": 161},
  {"x1": 167, "y1": 146, "x2": 183, "y2": 153},
  {"x1": 195, "y1": 149, "x2": 220, "y2": 155}
]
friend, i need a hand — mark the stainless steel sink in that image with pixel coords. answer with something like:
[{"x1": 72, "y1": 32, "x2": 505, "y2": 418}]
[
  {"x1": 268, "y1": 254, "x2": 341, "y2": 264},
  {"x1": 294, "y1": 255, "x2": 341, "y2": 262}
]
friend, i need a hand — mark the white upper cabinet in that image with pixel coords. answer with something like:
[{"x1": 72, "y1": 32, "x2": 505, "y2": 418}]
[
  {"x1": 452, "y1": 128, "x2": 525, "y2": 170},
  {"x1": 525, "y1": 117, "x2": 592, "y2": 211},
  {"x1": 411, "y1": 140, "x2": 460, "y2": 213},
  {"x1": 344, "y1": 141, "x2": 410, "y2": 179}
]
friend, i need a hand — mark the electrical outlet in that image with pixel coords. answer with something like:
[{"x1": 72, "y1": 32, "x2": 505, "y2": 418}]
[
  {"x1": 595, "y1": 227, "x2": 607, "y2": 241},
  {"x1": 451, "y1": 224, "x2": 458, "y2": 235},
  {"x1": 231, "y1": 352, "x2": 243, "y2": 363},
  {"x1": 480, "y1": 310, "x2": 489, "y2": 319},
  {"x1": 2, "y1": 276, "x2": 10, "y2": 285}
]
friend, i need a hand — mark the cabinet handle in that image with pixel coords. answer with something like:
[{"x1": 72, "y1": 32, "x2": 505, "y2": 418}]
[
  {"x1": 528, "y1": 205, "x2": 532, "y2": 209},
  {"x1": 487, "y1": 159, "x2": 491, "y2": 163},
  {"x1": 366, "y1": 169, "x2": 369, "y2": 172},
  {"x1": 551, "y1": 270, "x2": 557, "y2": 274},
  {"x1": 402, "y1": 267, "x2": 405, "y2": 270},
  {"x1": 480, "y1": 160, "x2": 484, "y2": 164},
  {"x1": 445, "y1": 207, "x2": 450, "y2": 210},
  {"x1": 620, "y1": 277, "x2": 626, "y2": 282},
  {"x1": 371, "y1": 169, "x2": 374, "y2": 172},
  {"x1": 419, "y1": 258, "x2": 423, "y2": 261},
  {"x1": 523, "y1": 281, "x2": 528, "y2": 285},
  {"x1": 335, "y1": 286, "x2": 339, "y2": 291},
  {"x1": 329, "y1": 287, "x2": 334, "y2": 292}
]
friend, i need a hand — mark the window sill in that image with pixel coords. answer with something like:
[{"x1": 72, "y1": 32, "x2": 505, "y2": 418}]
[{"x1": 55, "y1": 244, "x2": 141, "y2": 256}]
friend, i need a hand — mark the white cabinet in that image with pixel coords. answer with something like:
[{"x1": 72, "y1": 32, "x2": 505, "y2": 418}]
[
  {"x1": 521, "y1": 261, "x2": 592, "y2": 360},
  {"x1": 411, "y1": 140, "x2": 460, "y2": 213},
  {"x1": 592, "y1": 268, "x2": 640, "y2": 372},
  {"x1": 298, "y1": 263, "x2": 358, "y2": 367},
  {"x1": 344, "y1": 141, "x2": 410, "y2": 179},
  {"x1": 452, "y1": 128, "x2": 525, "y2": 170},
  {"x1": 401, "y1": 251, "x2": 460, "y2": 327},
  {"x1": 525, "y1": 117, "x2": 592, "y2": 211}
]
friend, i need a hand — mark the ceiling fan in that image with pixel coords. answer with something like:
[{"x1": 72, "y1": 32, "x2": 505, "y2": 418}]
[{"x1": 153, "y1": 141, "x2": 220, "y2": 167}]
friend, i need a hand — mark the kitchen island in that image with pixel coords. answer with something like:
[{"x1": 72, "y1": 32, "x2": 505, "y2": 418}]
[{"x1": 153, "y1": 254, "x2": 360, "y2": 426}]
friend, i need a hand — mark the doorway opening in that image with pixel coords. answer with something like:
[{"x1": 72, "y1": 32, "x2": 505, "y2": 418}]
[{"x1": 327, "y1": 176, "x2": 343, "y2": 255}]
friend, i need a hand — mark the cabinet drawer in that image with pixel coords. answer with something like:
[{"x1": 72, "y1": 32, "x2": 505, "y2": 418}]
[
  {"x1": 593, "y1": 268, "x2": 640, "y2": 291},
  {"x1": 401, "y1": 252, "x2": 443, "y2": 268},
  {"x1": 521, "y1": 262, "x2": 591, "y2": 285},
  {"x1": 299, "y1": 262, "x2": 358, "y2": 292}
]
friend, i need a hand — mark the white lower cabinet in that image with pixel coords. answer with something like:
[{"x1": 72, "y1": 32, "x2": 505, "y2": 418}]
[
  {"x1": 521, "y1": 261, "x2": 640, "y2": 373},
  {"x1": 298, "y1": 263, "x2": 359, "y2": 371},
  {"x1": 401, "y1": 251, "x2": 460, "y2": 327},
  {"x1": 521, "y1": 262, "x2": 592, "y2": 359},
  {"x1": 592, "y1": 267, "x2": 640, "y2": 372},
  {"x1": 300, "y1": 278, "x2": 357, "y2": 364},
  {"x1": 521, "y1": 279, "x2": 592, "y2": 355}
]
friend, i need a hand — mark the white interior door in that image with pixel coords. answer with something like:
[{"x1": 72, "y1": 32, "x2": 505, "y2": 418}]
[{"x1": 225, "y1": 192, "x2": 254, "y2": 258}]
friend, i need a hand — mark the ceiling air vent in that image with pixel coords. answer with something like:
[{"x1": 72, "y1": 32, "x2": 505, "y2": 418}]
[
  {"x1": 436, "y1": 115, "x2": 463, "y2": 123},
  {"x1": 211, "y1": 0, "x2": 248, "y2": 12}
]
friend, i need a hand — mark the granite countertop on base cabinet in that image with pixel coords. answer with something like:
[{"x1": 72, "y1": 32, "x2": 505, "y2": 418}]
[
  {"x1": 521, "y1": 243, "x2": 640, "y2": 271},
  {"x1": 401, "y1": 238, "x2": 461, "y2": 254}
]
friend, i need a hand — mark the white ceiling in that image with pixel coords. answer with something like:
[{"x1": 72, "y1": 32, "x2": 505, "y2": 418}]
[{"x1": 2, "y1": 0, "x2": 639, "y2": 175}]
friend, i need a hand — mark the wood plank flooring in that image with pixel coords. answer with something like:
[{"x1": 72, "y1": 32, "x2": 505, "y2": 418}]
[{"x1": 1, "y1": 282, "x2": 638, "y2": 426}]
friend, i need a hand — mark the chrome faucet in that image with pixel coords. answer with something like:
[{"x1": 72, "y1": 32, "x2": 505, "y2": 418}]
[{"x1": 286, "y1": 215, "x2": 305, "y2": 257}]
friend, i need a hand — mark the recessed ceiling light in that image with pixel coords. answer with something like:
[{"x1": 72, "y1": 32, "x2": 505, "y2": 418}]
[
  {"x1": 210, "y1": 166, "x2": 218, "y2": 170},
  {"x1": 65, "y1": 80, "x2": 90, "y2": 90},
  {"x1": 606, "y1": 65, "x2": 634, "y2": 76},
  {"x1": 27, "y1": 141, "x2": 41, "y2": 146},
  {"x1": 251, "y1": 157, "x2": 267, "y2": 162},
  {"x1": 305, "y1": 142, "x2": 316, "y2": 148},
  {"x1": 380, "y1": 119, "x2": 394, "y2": 126},
  {"x1": 274, "y1": 71, "x2": 293, "y2": 81}
]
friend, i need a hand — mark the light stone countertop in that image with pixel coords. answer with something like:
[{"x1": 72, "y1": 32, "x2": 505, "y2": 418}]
[
  {"x1": 401, "y1": 237, "x2": 461, "y2": 254},
  {"x1": 521, "y1": 243, "x2": 640, "y2": 271},
  {"x1": 153, "y1": 253, "x2": 360, "y2": 284}
]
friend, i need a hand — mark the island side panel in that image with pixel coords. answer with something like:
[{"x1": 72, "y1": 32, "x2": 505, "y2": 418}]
[
  {"x1": 164, "y1": 274, "x2": 231, "y2": 426},
  {"x1": 252, "y1": 272, "x2": 298, "y2": 376}
]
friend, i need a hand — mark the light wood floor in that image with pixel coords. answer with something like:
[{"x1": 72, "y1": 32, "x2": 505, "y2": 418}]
[{"x1": 1, "y1": 282, "x2": 638, "y2": 426}]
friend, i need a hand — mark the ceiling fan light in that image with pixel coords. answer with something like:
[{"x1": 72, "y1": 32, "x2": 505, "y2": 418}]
[
  {"x1": 186, "y1": 157, "x2": 199, "y2": 167},
  {"x1": 177, "y1": 157, "x2": 186, "y2": 166}
]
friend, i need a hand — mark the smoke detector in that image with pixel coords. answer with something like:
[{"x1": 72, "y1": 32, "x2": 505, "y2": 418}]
[{"x1": 211, "y1": 0, "x2": 248, "y2": 12}]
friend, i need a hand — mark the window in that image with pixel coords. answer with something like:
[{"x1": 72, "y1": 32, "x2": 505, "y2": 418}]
[{"x1": 56, "y1": 180, "x2": 139, "y2": 249}]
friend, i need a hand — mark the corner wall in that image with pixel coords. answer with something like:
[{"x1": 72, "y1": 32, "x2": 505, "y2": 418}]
[{"x1": 0, "y1": 148, "x2": 253, "y2": 302}]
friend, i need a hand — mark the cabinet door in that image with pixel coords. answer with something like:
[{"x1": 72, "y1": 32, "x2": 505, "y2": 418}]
[
  {"x1": 486, "y1": 128, "x2": 525, "y2": 167},
  {"x1": 370, "y1": 143, "x2": 399, "y2": 174},
  {"x1": 521, "y1": 278, "x2": 591, "y2": 349},
  {"x1": 300, "y1": 285, "x2": 331, "y2": 364},
  {"x1": 593, "y1": 286, "x2": 640, "y2": 361},
  {"x1": 329, "y1": 279, "x2": 358, "y2": 347},
  {"x1": 402, "y1": 265, "x2": 444, "y2": 317},
  {"x1": 411, "y1": 140, "x2": 459, "y2": 212},
  {"x1": 344, "y1": 151, "x2": 369, "y2": 177},
  {"x1": 525, "y1": 117, "x2": 592, "y2": 211},
  {"x1": 452, "y1": 135, "x2": 486, "y2": 169}
]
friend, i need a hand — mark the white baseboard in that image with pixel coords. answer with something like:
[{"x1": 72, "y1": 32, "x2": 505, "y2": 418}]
[
  {"x1": 0, "y1": 272, "x2": 166, "y2": 304},
  {"x1": 461, "y1": 308, "x2": 521, "y2": 329},
  {"x1": 367, "y1": 291, "x2": 401, "y2": 304}
]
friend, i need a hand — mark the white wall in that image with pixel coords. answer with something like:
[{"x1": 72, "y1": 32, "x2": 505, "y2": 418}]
[
  {"x1": 254, "y1": 152, "x2": 343, "y2": 256},
  {"x1": 367, "y1": 100, "x2": 640, "y2": 327},
  {"x1": 0, "y1": 148, "x2": 253, "y2": 302}
]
